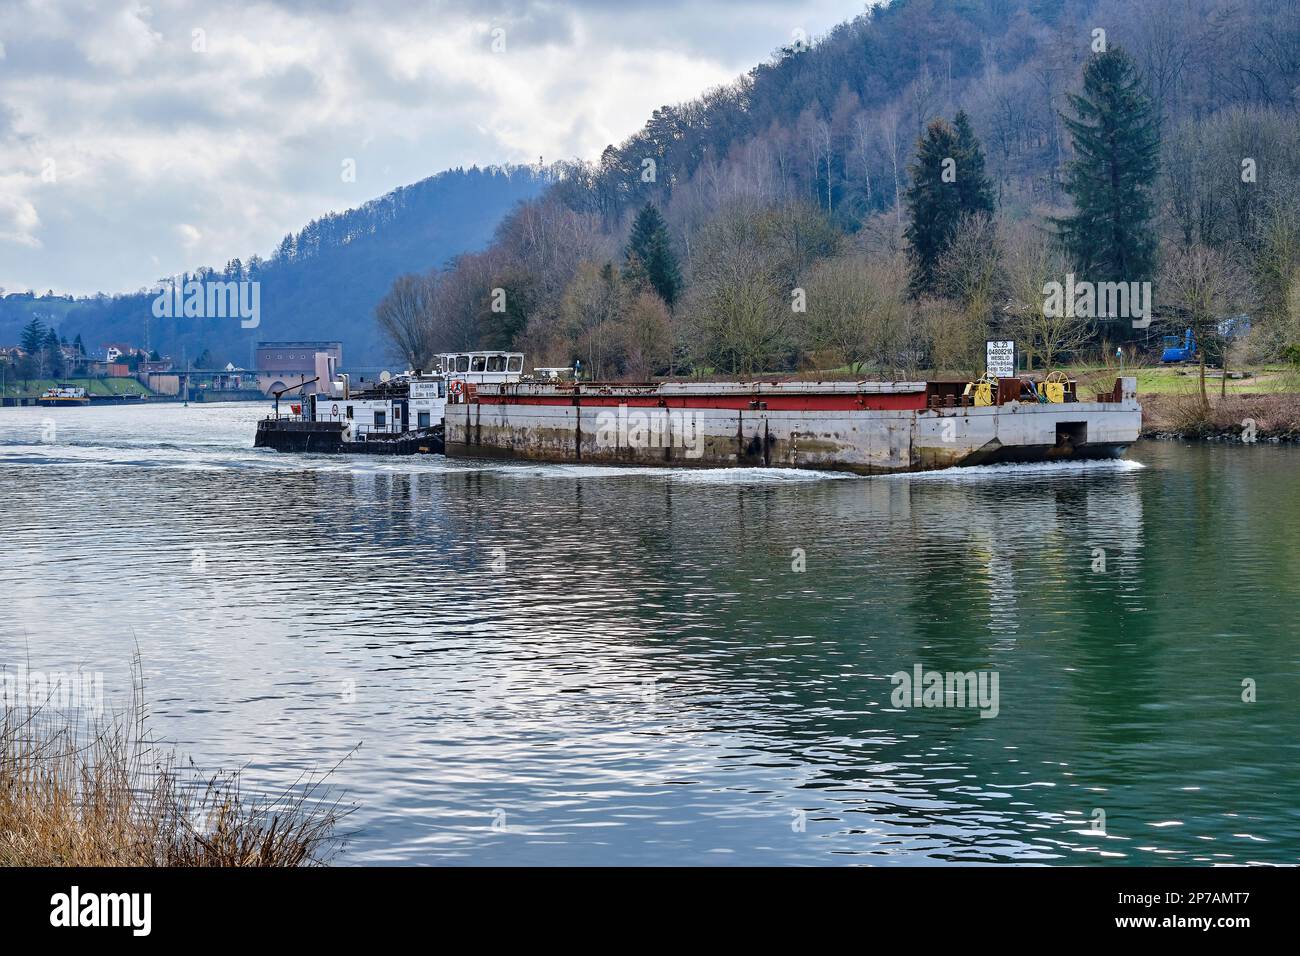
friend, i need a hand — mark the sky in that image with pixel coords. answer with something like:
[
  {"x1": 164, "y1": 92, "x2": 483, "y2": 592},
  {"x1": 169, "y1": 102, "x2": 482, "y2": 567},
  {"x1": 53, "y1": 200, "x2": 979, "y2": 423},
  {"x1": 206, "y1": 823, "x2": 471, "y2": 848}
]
[{"x1": 0, "y1": 0, "x2": 863, "y2": 296}]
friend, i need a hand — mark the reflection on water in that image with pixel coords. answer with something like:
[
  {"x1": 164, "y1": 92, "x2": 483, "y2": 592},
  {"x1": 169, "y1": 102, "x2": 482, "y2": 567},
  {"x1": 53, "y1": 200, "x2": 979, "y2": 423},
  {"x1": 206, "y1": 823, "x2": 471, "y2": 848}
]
[{"x1": 1, "y1": 403, "x2": 1298, "y2": 865}]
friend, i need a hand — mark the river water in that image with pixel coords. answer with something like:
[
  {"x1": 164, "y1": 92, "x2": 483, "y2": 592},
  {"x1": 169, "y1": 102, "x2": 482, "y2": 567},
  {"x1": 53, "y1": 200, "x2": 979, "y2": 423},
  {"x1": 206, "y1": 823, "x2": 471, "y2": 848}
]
[{"x1": 1, "y1": 401, "x2": 1297, "y2": 865}]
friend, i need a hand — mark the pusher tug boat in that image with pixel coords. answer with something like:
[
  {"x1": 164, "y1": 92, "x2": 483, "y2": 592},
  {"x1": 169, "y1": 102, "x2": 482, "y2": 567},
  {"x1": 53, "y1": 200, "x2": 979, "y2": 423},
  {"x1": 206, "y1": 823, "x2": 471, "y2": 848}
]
[
  {"x1": 255, "y1": 352, "x2": 1141, "y2": 474},
  {"x1": 254, "y1": 352, "x2": 525, "y2": 456}
]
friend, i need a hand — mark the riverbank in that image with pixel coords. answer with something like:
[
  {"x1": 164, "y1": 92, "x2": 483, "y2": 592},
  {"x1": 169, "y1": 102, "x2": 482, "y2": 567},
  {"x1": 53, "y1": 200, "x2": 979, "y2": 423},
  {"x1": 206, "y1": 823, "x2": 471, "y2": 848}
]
[
  {"x1": 1140, "y1": 392, "x2": 1300, "y2": 441},
  {"x1": 0, "y1": 682, "x2": 346, "y2": 866},
  {"x1": 0, "y1": 376, "x2": 153, "y2": 399}
]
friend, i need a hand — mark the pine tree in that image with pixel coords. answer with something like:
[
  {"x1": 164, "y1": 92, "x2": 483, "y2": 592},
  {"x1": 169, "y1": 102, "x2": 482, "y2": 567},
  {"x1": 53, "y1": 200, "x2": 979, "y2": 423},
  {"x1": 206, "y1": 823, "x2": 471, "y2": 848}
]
[
  {"x1": 1056, "y1": 47, "x2": 1160, "y2": 285},
  {"x1": 903, "y1": 119, "x2": 964, "y2": 297},
  {"x1": 43, "y1": 327, "x2": 64, "y2": 377},
  {"x1": 952, "y1": 111, "x2": 995, "y2": 217},
  {"x1": 624, "y1": 203, "x2": 682, "y2": 308},
  {"x1": 905, "y1": 114, "x2": 997, "y2": 298},
  {"x1": 20, "y1": 316, "x2": 45, "y2": 354}
]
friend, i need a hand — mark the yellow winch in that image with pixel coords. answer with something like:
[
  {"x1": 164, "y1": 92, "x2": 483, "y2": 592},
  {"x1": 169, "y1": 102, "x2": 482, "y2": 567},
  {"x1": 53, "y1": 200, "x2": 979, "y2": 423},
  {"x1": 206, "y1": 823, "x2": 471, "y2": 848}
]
[
  {"x1": 1037, "y1": 370, "x2": 1070, "y2": 404},
  {"x1": 962, "y1": 376, "x2": 997, "y2": 407}
]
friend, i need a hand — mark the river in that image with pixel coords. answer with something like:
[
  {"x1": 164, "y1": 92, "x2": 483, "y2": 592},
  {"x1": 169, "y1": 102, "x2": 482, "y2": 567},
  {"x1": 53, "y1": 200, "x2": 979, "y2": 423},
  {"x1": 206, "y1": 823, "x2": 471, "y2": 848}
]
[{"x1": 1, "y1": 401, "x2": 1297, "y2": 865}]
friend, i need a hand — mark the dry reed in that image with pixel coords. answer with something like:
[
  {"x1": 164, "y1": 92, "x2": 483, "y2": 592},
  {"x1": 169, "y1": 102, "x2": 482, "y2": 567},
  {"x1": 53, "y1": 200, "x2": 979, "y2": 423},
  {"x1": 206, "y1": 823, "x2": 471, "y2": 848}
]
[{"x1": 0, "y1": 666, "x2": 349, "y2": 866}]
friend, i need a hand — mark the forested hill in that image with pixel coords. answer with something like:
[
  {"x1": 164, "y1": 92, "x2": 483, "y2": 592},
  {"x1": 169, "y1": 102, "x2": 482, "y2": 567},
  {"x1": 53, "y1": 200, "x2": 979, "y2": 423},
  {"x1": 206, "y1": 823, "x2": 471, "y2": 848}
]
[
  {"x1": 373, "y1": 0, "x2": 1300, "y2": 378},
  {"x1": 0, "y1": 165, "x2": 548, "y2": 366},
  {"x1": 558, "y1": 0, "x2": 1299, "y2": 229}
]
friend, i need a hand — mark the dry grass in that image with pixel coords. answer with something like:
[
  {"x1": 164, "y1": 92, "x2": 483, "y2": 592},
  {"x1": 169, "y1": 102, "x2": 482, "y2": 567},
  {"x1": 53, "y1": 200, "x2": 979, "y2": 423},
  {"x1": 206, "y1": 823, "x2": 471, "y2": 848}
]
[
  {"x1": 0, "y1": 671, "x2": 349, "y2": 866},
  {"x1": 1141, "y1": 391, "x2": 1300, "y2": 439}
]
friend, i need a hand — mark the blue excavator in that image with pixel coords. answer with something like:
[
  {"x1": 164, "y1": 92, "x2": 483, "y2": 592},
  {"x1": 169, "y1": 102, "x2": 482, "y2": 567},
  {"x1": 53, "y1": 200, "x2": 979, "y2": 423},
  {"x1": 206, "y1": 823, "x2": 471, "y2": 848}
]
[{"x1": 1160, "y1": 328, "x2": 1196, "y2": 363}]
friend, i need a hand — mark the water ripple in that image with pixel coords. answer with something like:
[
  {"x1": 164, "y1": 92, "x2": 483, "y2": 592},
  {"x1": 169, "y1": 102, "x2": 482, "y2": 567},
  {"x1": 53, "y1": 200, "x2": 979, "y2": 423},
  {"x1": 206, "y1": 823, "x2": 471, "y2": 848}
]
[{"x1": 1, "y1": 404, "x2": 1298, "y2": 865}]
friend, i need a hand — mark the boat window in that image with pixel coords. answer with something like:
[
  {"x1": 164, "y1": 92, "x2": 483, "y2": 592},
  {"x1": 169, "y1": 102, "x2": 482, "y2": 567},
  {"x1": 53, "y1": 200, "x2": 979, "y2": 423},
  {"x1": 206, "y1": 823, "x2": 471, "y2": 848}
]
[
  {"x1": 487, "y1": 355, "x2": 504, "y2": 372},
  {"x1": 374, "y1": 410, "x2": 386, "y2": 428},
  {"x1": 507, "y1": 356, "x2": 523, "y2": 372},
  {"x1": 346, "y1": 406, "x2": 353, "y2": 419},
  {"x1": 456, "y1": 355, "x2": 469, "y2": 373},
  {"x1": 470, "y1": 356, "x2": 486, "y2": 372},
  {"x1": 438, "y1": 380, "x2": 446, "y2": 398},
  {"x1": 418, "y1": 411, "x2": 431, "y2": 429}
]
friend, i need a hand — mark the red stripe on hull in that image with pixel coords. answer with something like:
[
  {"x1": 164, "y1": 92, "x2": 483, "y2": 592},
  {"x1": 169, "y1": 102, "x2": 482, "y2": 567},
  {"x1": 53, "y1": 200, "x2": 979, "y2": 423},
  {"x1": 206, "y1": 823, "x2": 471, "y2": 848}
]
[{"x1": 473, "y1": 394, "x2": 927, "y2": 411}]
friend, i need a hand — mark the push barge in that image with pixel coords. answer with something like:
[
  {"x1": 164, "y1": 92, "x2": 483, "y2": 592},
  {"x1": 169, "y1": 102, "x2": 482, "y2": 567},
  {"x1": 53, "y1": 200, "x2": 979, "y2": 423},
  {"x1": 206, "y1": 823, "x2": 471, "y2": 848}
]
[{"x1": 255, "y1": 351, "x2": 1141, "y2": 474}]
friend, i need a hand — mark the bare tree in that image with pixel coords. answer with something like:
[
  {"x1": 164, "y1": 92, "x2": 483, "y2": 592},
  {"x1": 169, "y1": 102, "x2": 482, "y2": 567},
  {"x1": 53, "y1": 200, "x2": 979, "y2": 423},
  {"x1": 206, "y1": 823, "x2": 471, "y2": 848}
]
[
  {"x1": 1158, "y1": 242, "x2": 1255, "y2": 407},
  {"x1": 928, "y1": 215, "x2": 1008, "y2": 378},
  {"x1": 804, "y1": 251, "x2": 909, "y2": 374},
  {"x1": 936, "y1": 215, "x2": 1007, "y2": 328},
  {"x1": 1004, "y1": 219, "x2": 1090, "y2": 369},
  {"x1": 560, "y1": 261, "x2": 624, "y2": 380},
  {"x1": 618, "y1": 291, "x2": 674, "y2": 379},
  {"x1": 851, "y1": 114, "x2": 874, "y2": 212},
  {"x1": 919, "y1": 297, "x2": 987, "y2": 379},
  {"x1": 375, "y1": 271, "x2": 439, "y2": 371},
  {"x1": 878, "y1": 106, "x2": 904, "y2": 226},
  {"x1": 1250, "y1": 187, "x2": 1300, "y2": 358},
  {"x1": 682, "y1": 203, "x2": 790, "y2": 375}
]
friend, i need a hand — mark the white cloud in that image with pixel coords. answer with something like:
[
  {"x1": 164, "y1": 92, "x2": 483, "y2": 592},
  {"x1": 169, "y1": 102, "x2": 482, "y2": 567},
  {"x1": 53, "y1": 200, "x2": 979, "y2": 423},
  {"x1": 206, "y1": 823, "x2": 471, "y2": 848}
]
[
  {"x1": 0, "y1": 0, "x2": 857, "y2": 295},
  {"x1": 175, "y1": 223, "x2": 202, "y2": 247},
  {"x1": 0, "y1": 192, "x2": 42, "y2": 248},
  {"x1": 79, "y1": 2, "x2": 165, "y2": 73}
]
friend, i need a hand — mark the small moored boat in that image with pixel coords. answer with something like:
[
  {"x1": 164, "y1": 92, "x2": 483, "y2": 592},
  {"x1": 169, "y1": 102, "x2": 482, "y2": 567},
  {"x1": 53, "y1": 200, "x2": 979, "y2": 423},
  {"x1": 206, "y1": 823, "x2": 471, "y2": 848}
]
[{"x1": 37, "y1": 384, "x2": 90, "y2": 407}]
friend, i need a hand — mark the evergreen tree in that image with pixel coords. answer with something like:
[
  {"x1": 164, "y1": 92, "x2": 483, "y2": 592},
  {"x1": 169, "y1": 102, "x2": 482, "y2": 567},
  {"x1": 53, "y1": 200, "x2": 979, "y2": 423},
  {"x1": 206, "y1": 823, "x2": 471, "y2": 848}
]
[
  {"x1": 905, "y1": 113, "x2": 997, "y2": 298},
  {"x1": 43, "y1": 327, "x2": 65, "y2": 377},
  {"x1": 1056, "y1": 47, "x2": 1160, "y2": 285},
  {"x1": 624, "y1": 203, "x2": 682, "y2": 308},
  {"x1": 20, "y1": 316, "x2": 45, "y2": 354},
  {"x1": 903, "y1": 119, "x2": 964, "y2": 297},
  {"x1": 952, "y1": 111, "x2": 996, "y2": 217}
]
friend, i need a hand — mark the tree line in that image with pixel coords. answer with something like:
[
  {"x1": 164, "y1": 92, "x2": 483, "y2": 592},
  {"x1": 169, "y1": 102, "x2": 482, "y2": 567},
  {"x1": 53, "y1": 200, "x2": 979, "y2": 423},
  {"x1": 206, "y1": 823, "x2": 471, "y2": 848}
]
[{"x1": 379, "y1": 14, "x2": 1300, "y2": 395}]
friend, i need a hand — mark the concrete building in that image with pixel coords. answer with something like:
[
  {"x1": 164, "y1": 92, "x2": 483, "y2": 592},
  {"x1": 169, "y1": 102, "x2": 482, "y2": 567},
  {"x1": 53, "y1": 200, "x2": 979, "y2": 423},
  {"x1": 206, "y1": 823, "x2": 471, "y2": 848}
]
[
  {"x1": 256, "y1": 342, "x2": 342, "y2": 375},
  {"x1": 255, "y1": 341, "x2": 342, "y2": 395}
]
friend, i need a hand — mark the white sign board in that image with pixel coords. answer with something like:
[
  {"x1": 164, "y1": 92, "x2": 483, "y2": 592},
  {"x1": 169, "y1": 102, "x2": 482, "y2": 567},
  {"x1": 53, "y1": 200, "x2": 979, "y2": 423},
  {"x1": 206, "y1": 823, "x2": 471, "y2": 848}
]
[{"x1": 986, "y1": 340, "x2": 1016, "y2": 378}]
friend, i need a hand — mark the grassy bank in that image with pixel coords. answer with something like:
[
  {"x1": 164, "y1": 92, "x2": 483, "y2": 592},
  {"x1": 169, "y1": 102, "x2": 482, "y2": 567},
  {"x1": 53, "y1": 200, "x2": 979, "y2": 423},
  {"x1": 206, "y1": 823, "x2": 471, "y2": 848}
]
[
  {"x1": 1063, "y1": 362, "x2": 1300, "y2": 441},
  {"x1": 0, "y1": 376, "x2": 153, "y2": 399},
  {"x1": 0, "y1": 680, "x2": 347, "y2": 866},
  {"x1": 1111, "y1": 364, "x2": 1297, "y2": 396}
]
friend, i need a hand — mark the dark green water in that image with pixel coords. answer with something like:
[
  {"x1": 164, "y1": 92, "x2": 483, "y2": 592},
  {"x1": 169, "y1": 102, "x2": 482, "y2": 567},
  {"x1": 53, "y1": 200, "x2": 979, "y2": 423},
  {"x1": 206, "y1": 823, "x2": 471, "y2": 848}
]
[{"x1": 1, "y1": 403, "x2": 1297, "y2": 864}]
